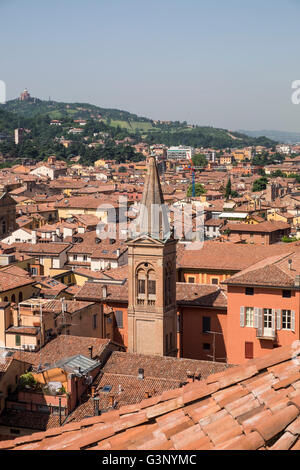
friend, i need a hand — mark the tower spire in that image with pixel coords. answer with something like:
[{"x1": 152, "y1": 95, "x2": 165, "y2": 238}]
[{"x1": 139, "y1": 156, "x2": 169, "y2": 240}]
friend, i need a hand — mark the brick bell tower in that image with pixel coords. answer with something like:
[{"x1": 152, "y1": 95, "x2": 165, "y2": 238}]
[{"x1": 127, "y1": 156, "x2": 177, "y2": 357}]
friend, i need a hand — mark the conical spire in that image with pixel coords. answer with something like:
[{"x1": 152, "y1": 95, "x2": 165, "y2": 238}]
[{"x1": 138, "y1": 156, "x2": 170, "y2": 240}]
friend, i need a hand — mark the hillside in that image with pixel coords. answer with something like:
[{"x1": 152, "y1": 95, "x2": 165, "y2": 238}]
[{"x1": 1, "y1": 96, "x2": 276, "y2": 150}]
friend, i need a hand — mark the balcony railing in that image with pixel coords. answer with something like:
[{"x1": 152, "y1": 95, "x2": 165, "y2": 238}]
[{"x1": 256, "y1": 329, "x2": 277, "y2": 341}]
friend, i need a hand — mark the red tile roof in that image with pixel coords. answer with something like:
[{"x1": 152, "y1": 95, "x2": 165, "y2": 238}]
[{"x1": 4, "y1": 343, "x2": 300, "y2": 450}]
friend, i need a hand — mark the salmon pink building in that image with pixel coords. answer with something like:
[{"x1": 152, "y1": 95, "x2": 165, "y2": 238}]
[{"x1": 224, "y1": 252, "x2": 300, "y2": 364}]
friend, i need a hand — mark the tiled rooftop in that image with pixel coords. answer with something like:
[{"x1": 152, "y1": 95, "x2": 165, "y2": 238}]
[{"x1": 4, "y1": 343, "x2": 300, "y2": 450}]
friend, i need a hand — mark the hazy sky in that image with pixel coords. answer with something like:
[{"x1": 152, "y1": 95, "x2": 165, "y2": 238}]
[{"x1": 1, "y1": 0, "x2": 300, "y2": 131}]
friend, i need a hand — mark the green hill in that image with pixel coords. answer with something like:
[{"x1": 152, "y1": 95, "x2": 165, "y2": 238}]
[{"x1": 0, "y1": 95, "x2": 277, "y2": 166}]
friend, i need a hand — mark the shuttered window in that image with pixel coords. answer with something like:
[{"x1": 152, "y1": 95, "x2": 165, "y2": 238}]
[
  {"x1": 245, "y1": 307, "x2": 254, "y2": 327},
  {"x1": 282, "y1": 310, "x2": 292, "y2": 330}
]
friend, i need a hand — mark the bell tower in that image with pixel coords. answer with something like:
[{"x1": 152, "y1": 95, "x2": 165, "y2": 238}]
[{"x1": 127, "y1": 156, "x2": 177, "y2": 356}]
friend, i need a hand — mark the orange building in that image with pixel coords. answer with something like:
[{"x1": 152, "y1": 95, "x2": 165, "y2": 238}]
[{"x1": 224, "y1": 252, "x2": 300, "y2": 364}]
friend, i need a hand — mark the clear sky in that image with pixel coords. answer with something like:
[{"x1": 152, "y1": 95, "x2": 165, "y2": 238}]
[{"x1": 1, "y1": 0, "x2": 300, "y2": 131}]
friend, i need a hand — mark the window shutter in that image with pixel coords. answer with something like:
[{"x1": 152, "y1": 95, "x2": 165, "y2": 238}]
[
  {"x1": 291, "y1": 310, "x2": 295, "y2": 332},
  {"x1": 276, "y1": 309, "x2": 281, "y2": 331},
  {"x1": 254, "y1": 307, "x2": 259, "y2": 328},
  {"x1": 245, "y1": 342, "x2": 254, "y2": 359},
  {"x1": 257, "y1": 308, "x2": 263, "y2": 337},
  {"x1": 272, "y1": 309, "x2": 276, "y2": 337},
  {"x1": 240, "y1": 306, "x2": 245, "y2": 328}
]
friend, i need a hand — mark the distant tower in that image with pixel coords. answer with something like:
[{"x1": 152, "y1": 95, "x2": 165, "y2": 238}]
[
  {"x1": 127, "y1": 156, "x2": 178, "y2": 357},
  {"x1": 19, "y1": 88, "x2": 31, "y2": 101},
  {"x1": 14, "y1": 128, "x2": 24, "y2": 145}
]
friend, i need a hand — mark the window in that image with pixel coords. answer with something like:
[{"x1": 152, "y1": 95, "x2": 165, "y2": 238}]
[
  {"x1": 245, "y1": 287, "x2": 254, "y2": 296},
  {"x1": 138, "y1": 279, "x2": 145, "y2": 294},
  {"x1": 188, "y1": 277, "x2": 195, "y2": 284},
  {"x1": 282, "y1": 310, "x2": 292, "y2": 330},
  {"x1": 93, "y1": 314, "x2": 97, "y2": 329},
  {"x1": 211, "y1": 278, "x2": 219, "y2": 285},
  {"x1": 203, "y1": 343, "x2": 210, "y2": 350},
  {"x1": 282, "y1": 290, "x2": 292, "y2": 298},
  {"x1": 18, "y1": 292, "x2": 23, "y2": 303},
  {"x1": 115, "y1": 310, "x2": 123, "y2": 328},
  {"x1": 73, "y1": 255, "x2": 77, "y2": 261},
  {"x1": 31, "y1": 267, "x2": 37, "y2": 275},
  {"x1": 263, "y1": 309, "x2": 272, "y2": 329},
  {"x1": 15, "y1": 335, "x2": 21, "y2": 347},
  {"x1": 148, "y1": 280, "x2": 156, "y2": 295},
  {"x1": 11, "y1": 294, "x2": 16, "y2": 303},
  {"x1": 202, "y1": 317, "x2": 211, "y2": 334},
  {"x1": 245, "y1": 342, "x2": 254, "y2": 359},
  {"x1": 245, "y1": 307, "x2": 254, "y2": 327},
  {"x1": 83, "y1": 255, "x2": 87, "y2": 261}
]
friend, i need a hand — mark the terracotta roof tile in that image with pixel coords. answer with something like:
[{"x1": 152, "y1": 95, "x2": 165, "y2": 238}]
[
  {"x1": 269, "y1": 431, "x2": 297, "y2": 450},
  {"x1": 6, "y1": 343, "x2": 300, "y2": 450},
  {"x1": 215, "y1": 431, "x2": 264, "y2": 451},
  {"x1": 248, "y1": 405, "x2": 299, "y2": 442}
]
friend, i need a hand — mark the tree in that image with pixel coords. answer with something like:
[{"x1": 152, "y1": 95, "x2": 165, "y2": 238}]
[
  {"x1": 225, "y1": 178, "x2": 232, "y2": 200},
  {"x1": 252, "y1": 176, "x2": 268, "y2": 192},
  {"x1": 271, "y1": 169, "x2": 284, "y2": 178},
  {"x1": 192, "y1": 154, "x2": 207, "y2": 167},
  {"x1": 118, "y1": 165, "x2": 127, "y2": 173},
  {"x1": 187, "y1": 183, "x2": 206, "y2": 197}
]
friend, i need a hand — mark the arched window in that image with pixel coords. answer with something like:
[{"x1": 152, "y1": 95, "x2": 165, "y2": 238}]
[
  {"x1": 147, "y1": 270, "x2": 156, "y2": 295},
  {"x1": 137, "y1": 269, "x2": 146, "y2": 296},
  {"x1": 11, "y1": 294, "x2": 16, "y2": 303},
  {"x1": 3, "y1": 296, "x2": 8, "y2": 302}
]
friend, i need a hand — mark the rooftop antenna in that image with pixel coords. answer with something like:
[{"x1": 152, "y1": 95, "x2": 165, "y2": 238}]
[{"x1": 206, "y1": 330, "x2": 227, "y2": 373}]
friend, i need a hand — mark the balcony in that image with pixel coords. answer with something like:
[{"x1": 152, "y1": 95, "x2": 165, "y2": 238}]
[{"x1": 256, "y1": 328, "x2": 277, "y2": 341}]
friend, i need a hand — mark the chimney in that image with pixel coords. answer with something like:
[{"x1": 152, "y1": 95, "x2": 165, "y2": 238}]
[
  {"x1": 109, "y1": 395, "x2": 115, "y2": 407},
  {"x1": 116, "y1": 249, "x2": 120, "y2": 257},
  {"x1": 145, "y1": 391, "x2": 151, "y2": 399},
  {"x1": 91, "y1": 386, "x2": 95, "y2": 398},
  {"x1": 102, "y1": 285, "x2": 107, "y2": 299},
  {"x1": 138, "y1": 368, "x2": 144, "y2": 380},
  {"x1": 288, "y1": 259, "x2": 292, "y2": 270},
  {"x1": 93, "y1": 397, "x2": 100, "y2": 416},
  {"x1": 88, "y1": 346, "x2": 93, "y2": 359}
]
